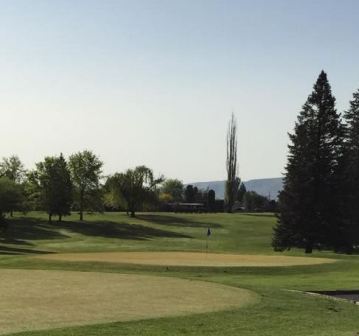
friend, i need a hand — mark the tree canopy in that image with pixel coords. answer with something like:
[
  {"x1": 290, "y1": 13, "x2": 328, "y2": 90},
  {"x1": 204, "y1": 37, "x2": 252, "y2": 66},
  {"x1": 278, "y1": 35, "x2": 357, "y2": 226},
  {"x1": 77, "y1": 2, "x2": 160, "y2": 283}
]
[
  {"x1": 0, "y1": 177, "x2": 24, "y2": 218},
  {"x1": 0, "y1": 155, "x2": 26, "y2": 184},
  {"x1": 161, "y1": 179, "x2": 184, "y2": 202},
  {"x1": 32, "y1": 154, "x2": 73, "y2": 222},
  {"x1": 107, "y1": 166, "x2": 163, "y2": 217},
  {"x1": 69, "y1": 150, "x2": 103, "y2": 220}
]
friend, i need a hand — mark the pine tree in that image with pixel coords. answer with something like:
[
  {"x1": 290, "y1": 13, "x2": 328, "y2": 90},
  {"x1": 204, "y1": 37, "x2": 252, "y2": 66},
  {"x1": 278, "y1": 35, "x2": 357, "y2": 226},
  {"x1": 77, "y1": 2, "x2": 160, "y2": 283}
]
[
  {"x1": 273, "y1": 71, "x2": 344, "y2": 253},
  {"x1": 342, "y1": 89, "x2": 359, "y2": 249}
]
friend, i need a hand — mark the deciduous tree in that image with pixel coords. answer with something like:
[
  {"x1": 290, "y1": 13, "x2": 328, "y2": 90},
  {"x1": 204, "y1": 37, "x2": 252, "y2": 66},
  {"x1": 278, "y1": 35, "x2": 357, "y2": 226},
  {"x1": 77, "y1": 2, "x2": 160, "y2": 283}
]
[
  {"x1": 33, "y1": 154, "x2": 73, "y2": 222},
  {"x1": 0, "y1": 155, "x2": 26, "y2": 183},
  {"x1": 161, "y1": 179, "x2": 184, "y2": 201},
  {"x1": 108, "y1": 166, "x2": 163, "y2": 217},
  {"x1": 0, "y1": 177, "x2": 24, "y2": 223},
  {"x1": 69, "y1": 150, "x2": 103, "y2": 221}
]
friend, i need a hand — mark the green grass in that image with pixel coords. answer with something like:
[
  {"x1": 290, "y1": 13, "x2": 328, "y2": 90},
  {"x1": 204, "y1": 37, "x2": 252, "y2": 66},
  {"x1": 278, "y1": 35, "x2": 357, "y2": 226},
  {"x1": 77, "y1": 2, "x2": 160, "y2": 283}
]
[
  {"x1": 0, "y1": 212, "x2": 286, "y2": 254},
  {"x1": 1, "y1": 211, "x2": 359, "y2": 336}
]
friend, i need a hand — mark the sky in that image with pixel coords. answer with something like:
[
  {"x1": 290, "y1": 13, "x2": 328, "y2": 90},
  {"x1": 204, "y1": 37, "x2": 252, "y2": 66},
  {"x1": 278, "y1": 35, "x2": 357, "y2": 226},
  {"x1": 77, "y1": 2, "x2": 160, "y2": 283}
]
[{"x1": 0, "y1": 0, "x2": 359, "y2": 183}]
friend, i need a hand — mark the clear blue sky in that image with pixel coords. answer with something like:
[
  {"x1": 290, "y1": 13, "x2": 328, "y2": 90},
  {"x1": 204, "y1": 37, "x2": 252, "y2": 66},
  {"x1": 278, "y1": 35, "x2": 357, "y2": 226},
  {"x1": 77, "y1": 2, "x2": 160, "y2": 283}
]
[{"x1": 1, "y1": 0, "x2": 358, "y2": 182}]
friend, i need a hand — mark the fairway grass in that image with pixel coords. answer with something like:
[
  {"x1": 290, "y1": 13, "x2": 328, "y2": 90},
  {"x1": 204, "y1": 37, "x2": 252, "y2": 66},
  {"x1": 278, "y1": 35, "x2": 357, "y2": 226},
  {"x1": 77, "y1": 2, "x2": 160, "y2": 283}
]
[
  {"x1": 2, "y1": 212, "x2": 359, "y2": 336},
  {"x1": 0, "y1": 269, "x2": 257, "y2": 335},
  {"x1": 35, "y1": 251, "x2": 337, "y2": 267}
]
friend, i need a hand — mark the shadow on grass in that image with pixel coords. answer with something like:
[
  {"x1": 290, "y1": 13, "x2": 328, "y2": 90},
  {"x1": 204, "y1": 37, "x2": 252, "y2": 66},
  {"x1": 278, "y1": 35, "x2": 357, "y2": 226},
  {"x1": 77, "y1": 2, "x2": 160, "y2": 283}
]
[
  {"x1": 4, "y1": 217, "x2": 69, "y2": 242},
  {"x1": 243, "y1": 213, "x2": 276, "y2": 218},
  {"x1": 0, "y1": 245, "x2": 54, "y2": 255},
  {"x1": 1, "y1": 216, "x2": 191, "y2": 247},
  {"x1": 58, "y1": 220, "x2": 191, "y2": 240},
  {"x1": 137, "y1": 214, "x2": 222, "y2": 228}
]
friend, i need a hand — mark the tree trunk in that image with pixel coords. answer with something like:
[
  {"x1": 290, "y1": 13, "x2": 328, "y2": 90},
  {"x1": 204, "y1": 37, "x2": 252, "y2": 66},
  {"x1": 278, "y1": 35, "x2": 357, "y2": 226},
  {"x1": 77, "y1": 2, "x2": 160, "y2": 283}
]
[
  {"x1": 79, "y1": 189, "x2": 84, "y2": 221},
  {"x1": 59, "y1": 214, "x2": 62, "y2": 222},
  {"x1": 10, "y1": 210, "x2": 13, "y2": 217},
  {"x1": 48, "y1": 213, "x2": 52, "y2": 223},
  {"x1": 305, "y1": 243, "x2": 313, "y2": 254},
  {"x1": 130, "y1": 211, "x2": 135, "y2": 217}
]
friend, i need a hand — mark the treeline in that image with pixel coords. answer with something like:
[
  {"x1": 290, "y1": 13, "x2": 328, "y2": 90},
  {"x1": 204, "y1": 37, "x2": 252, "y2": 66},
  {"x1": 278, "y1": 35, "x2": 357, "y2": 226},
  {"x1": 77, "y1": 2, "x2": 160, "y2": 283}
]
[
  {"x1": 0, "y1": 149, "x2": 277, "y2": 225},
  {"x1": 273, "y1": 71, "x2": 359, "y2": 254},
  {"x1": 0, "y1": 151, "x2": 103, "y2": 223},
  {"x1": 0, "y1": 152, "x2": 228, "y2": 223},
  {"x1": 0, "y1": 151, "x2": 177, "y2": 221}
]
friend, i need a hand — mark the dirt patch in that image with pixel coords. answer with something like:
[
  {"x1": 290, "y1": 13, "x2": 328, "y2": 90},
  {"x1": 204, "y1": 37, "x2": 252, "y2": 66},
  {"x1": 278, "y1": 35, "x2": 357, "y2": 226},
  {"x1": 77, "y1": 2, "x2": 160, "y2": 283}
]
[
  {"x1": 0, "y1": 269, "x2": 257, "y2": 335},
  {"x1": 36, "y1": 251, "x2": 336, "y2": 267}
]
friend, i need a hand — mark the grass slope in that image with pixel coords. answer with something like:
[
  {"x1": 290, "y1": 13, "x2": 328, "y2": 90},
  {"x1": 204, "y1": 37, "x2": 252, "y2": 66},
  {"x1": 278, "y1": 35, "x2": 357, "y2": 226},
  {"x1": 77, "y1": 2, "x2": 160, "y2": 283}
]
[
  {"x1": 0, "y1": 269, "x2": 256, "y2": 335},
  {"x1": 0, "y1": 212, "x2": 359, "y2": 336}
]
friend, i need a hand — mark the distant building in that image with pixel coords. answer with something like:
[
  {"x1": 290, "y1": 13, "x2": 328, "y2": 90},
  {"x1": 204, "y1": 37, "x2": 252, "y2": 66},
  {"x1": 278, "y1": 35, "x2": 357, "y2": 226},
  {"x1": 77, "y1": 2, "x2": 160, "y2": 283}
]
[{"x1": 166, "y1": 202, "x2": 205, "y2": 213}]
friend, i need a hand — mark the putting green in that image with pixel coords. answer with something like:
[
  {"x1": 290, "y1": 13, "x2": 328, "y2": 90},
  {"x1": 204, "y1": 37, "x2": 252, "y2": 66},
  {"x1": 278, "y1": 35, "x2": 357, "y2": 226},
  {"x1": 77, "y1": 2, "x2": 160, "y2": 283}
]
[
  {"x1": 36, "y1": 251, "x2": 336, "y2": 267},
  {"x1": 0, "y1": 269, "x2": 257, "y2": 335}
]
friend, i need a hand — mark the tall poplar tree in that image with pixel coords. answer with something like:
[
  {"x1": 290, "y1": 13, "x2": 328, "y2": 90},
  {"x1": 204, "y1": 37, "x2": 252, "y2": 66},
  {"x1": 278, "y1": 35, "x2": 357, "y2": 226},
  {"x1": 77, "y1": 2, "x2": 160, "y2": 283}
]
[
  {"x1": 273, "y1": 71, "x2": 344, "y2": 253},
  {"x1": 225, "y1": 113, "x2": 240, "y2": 213}
]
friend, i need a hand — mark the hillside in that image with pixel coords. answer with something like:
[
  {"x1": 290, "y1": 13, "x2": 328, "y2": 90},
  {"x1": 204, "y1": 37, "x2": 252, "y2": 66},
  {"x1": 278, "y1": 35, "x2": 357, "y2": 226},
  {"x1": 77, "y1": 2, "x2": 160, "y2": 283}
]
[{"x1": 189, "y1": 177, "x2": 283, "y2": 200}]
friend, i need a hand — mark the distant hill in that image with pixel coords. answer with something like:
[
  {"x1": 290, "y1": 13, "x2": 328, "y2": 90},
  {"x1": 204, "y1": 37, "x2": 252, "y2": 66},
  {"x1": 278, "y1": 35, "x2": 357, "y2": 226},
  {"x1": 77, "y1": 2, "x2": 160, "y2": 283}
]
[{"x1": 189, "y1": 178, "x2": 283, "y2": 200}]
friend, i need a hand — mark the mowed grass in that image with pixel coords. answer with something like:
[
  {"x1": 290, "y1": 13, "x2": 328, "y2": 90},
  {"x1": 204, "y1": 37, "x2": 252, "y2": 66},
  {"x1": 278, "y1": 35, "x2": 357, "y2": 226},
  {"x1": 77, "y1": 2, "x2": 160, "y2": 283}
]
[
  {"x1": 37, "y1": 251, "x2": 336, "y2": 267},
  {"x1": 0, "y1": 212, "x2": 281, "y2": 254},
  {"x1": 0, "y1": 269, "x2": 256, "y2": 335},
  {"x1": 1, "y1": 211, "x2": 359, "y2": 336}
]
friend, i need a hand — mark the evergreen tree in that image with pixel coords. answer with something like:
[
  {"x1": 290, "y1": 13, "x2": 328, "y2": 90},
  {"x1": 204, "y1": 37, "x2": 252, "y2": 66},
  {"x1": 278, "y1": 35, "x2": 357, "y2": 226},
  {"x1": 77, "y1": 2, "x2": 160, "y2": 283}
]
[
  {"x1": 342, "y1": 89, "x2": 359, "y2": 248},
  {"x1": 273, "y1": 71, "x2": 344, "y2": 253}
]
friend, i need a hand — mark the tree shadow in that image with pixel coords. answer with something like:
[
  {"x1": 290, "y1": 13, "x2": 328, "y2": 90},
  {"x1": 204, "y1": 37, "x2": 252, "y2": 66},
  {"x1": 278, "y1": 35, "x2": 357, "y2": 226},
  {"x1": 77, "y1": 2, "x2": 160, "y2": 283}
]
[
  {"x1": 3, "y1": 217, "x2": 70, "y2": 242},
  {"x1": 136, "y1": 214, "x2": 222, "y2": 228},
  {"x1": 3, "y1": 216, "x2": 191, "y2": 243},
  {"x1": 0, "y1": 245, "x2": 54, "y2": 255},
  {"x1": 57, "y1": 220, "x2": 191, "y2": 240},
  {"x1": 243, "y1": 213, "x2": 276, "y2": 218}
]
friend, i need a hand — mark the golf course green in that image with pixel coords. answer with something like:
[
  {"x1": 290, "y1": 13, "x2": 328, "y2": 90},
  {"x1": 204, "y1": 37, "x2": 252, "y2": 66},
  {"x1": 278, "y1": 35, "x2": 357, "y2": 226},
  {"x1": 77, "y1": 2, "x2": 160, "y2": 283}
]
[{"x1": 0, "y1": 212, "x2": 358, "y2": 336}]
